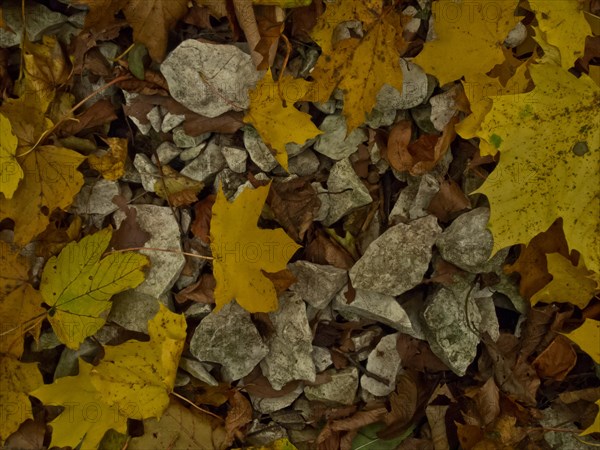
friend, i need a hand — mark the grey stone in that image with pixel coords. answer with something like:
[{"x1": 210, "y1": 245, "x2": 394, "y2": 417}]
[
  {"x1": 375, "y1": 60, "x2": 429, "y2": 111},
  {"x1": 245, "y1": 421, "x2": 289, "y2": 447},
  {"x1": 351, "y1": 329, "x2": 382, "y2": 361},
  {"x1": 311, "y1": 182, "x2": 330, "y2": 222},
  {"x1": 422, "y1": 281, "x2": 482, "y2": 376},
  {"x1": 113, "y1": 205, "x2": 185, "y2": 297},
  {"x1": 173, "y1": 126, "x2": 211, "y2": 148},
  {"x1": 312, "y1": 347, "x2": 333, "y2": 372},
  {"x1": 161, "y1": 112, "x2": 185, "y2": 133},
  {"x1": 184, "y1": 303, "x2": 213, "y2": 320},
  {"x1": 243, "y1": 127, "x2": 278, "y2": 171},
  {"x1": 133, "y1": 153, "x2": 159, "y2": 192},
  {"x1": 430, "y1": 85, "x2": 462, "y2": 132},
  {"x1": 286, "y1": 139, "x2": 314, "y2": 158},
  {"x1": 436, "y1": 208, "x2": 509, "y2": 273},
  {"x1": 160, "y1": 40, "x2": 260, "y2": 117},
  {"x1": 71, "y1": 179, "x2": 120, "y2": 216},
  {"x1": 314, "y1": 115, "x2": 367, "y2": 160},
  {"x1": 288, "y1": 150, "x2": 320, "y2": 176},
  {"x1": 314, "y1": 100, "x2": 337, "y2": 114},
  {"x1": 288, "y1": 261, "x2": 347, "y2": 309},
  {"x1": 222, "y1": 146, "x2": 248, "y2": 173},
  {"x1": 304, "y1": 368, "x2": 358, "y2": 406},
  {"x1": 179, "y1": 357, "x2": 218, "y2": 386},
  {"x1": 153, "y1": 141, "x2": 181, "y2": 165},
  {"x1": 389, "y1": 174, "x2": 440, "y2": 223},
  {"x1": 334, "y1": 289, "x2": 414, "y2": 335},
  {"x1": 0, "y1": 2, "x2": 67, "y2": 47},
  {"x1": 411, "y1": 104, "x2": 438, "y2": 134},
  {"x1": 175, "y1": 372, "x2": 190, "y2": 387},
  {"x1": 123, "y1": 92, "x2": 152, "y2": 135},
  {"x1": 322, "y1": 158, "x2": 372, "y2": 226},
  {"x1": 475, "y1": 288, "x2": 500, "y2": 342},
  {"x1": 505, "y1": 22, "x2": 527, "y2": 48},
  {"x1": 365, "y1": 108, "x2": 397, "y2": 128},
  {"x1": 179, "y1": 143, "x2": 206, "y2": 162},
  {"x1": 190, "y1": 301, "x2": 269, "y2": 381},
  {"x1": 147, "y1": 107, "x2": 163, "y2": 132},
  {"x1": 361, "y1": 333, "x2": 402, "y2": 397},
  {"x1": 213, "y1": 169, "x2": 248, "y2": 199},
  {"x1": 350, "y1": 215, "x2": 441, "y2": 296},
  {"x1": 108, "y1": 291, "x2": 164, "y2": 334},
  {"x1": 260, "y1": 293, "x2": 316, "y2": 390},
  {"x1": 250, "y1": 384, "x2": 304, "y2": 414},
  {"x1": 181, "y1": 139, "x2": 227, "y2": 183}
]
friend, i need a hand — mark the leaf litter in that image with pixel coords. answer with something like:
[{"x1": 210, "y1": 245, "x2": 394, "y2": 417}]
[{"x1": 0, "y1": 0, "x2": 599, "y2": 448}]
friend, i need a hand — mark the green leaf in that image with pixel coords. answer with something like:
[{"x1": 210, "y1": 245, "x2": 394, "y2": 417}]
[
  {"x1": 352, "y1": 422, "x2": 415, "y2": 450},
  {"x1": 40, "y1": 227, "x2": 149, "y2": 349}
]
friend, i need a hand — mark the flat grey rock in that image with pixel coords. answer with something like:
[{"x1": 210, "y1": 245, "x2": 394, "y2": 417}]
[
  {"x1": 71, "y1": 179, "x2": 120, "y2": 216},
  {"x1": 243, "y1": 127, "x2": 278, "y2": 171},
  {"x1": 261, "y1": 293, "x2": 316, "y2": 390},
  {"x1": 0, "y1": 2, "x2": 67, "y2": 46},
  {"x1": 153, "y1": 141, "x2": 181, "y2": 165},
  {"x1": 350, "y1": 215, "x2": 441, "y2": 296},
  {"x1": 173, "y1": 126, "x2": 211, "y2": 148},
  {"x1": 422, "y1": 281, "x2": 482, "y2": 376},
  {"x1": 312, "y1": 347, "x2": 333, "y2": 372},
  {"x1": 351, "y1": 329, "x2": 382, "y2": 361},
  {"x1": 322, "y1": 158, "x2": 372, "y2": 226},
  {"x1": 304, "y1": 367, "x2": 358, "y2": 406},
  {"x1": 179, "y1": 143, "x2": 206, "y2": 162},
  {"x1": 436, "y1": 208, "x2": 508, "y2": 273},
  {"x1": 365, "y1": 108, "x2": 396, "y2": 128},
  {"x1": 288, "y1": 150, "x2": 320, "y2": 177},
  {"x1": 161, "y1": 112, "x2": 185, "y2": 133},
  {"x1": 376, "y1": 59, "x2": 429, "y2": 111},
  {"x1": 113, "y1": 205, "x2": 185, "y2": 298},
  {"x1": 389, "y1": 174, "x2": 440, "y2": 223},
  {"x1": 221, "y1": 146, "x2": 248, "y2": 173},
  {"x1": 314, "y1": 115, "x2": 367, "y2": 160},
  {"x1": 288, "y1": 261, "x2": 347, "y2": 309},
  {"x1": 190, "y1": 301, "x2": 269, "y2": 381},
  {"x1": 250, "y1": 384, "x2": 304, "y2": 414},
  {"x1": 133, "y1": 153, "x2": 159, "y2": 192},
  {"x1": 334, "y1": 288, "x2": 414, "y2": 335},
  {"x1": 179, "y1": 357, "x2": 218, "y2": 386},
  {"x1": 181, "y1": 139, "x2": 226, "y2": 183},
  {"x1": 160, "y1": 40, "x2": 260, "y2": 117},
  {"x1": 361, "y1": 333, "x2": 402, "y2": 397},
  {"x1": 108, "y1": 291, "x2": 164, "y2": 334}
]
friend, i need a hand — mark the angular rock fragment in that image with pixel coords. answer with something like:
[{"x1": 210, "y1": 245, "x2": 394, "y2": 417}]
[
  {"x1": 350, "y1": 215, "x2": 441, "y2": 296},
  {"x1": 288, "y1": 261, "x2": 347, "y2": 309},
  {"x1": 261, "y1": 293, "x2": 316, "y2": 390},
  {"x1": 314, "y1": 115, "x2": 367, "y2": 160},
  {"x1": 190, "y1": 302, "x2": 269, "y2": 381},
  {"x1": 361, "y1": 333, "x2": 402, "y2": 397},
  {"x1": 180, "y1": 139, "x2": 226, "y2": 183},
  {"x1": 304, "y1": 367, "x2": 358, "y2": 406},
  {"x1": 243, "y1": 127, "x2": 278, "y2": 171}
]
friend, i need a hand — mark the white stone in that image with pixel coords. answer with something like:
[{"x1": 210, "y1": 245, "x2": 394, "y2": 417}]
[
  {"x1": 181, "y1": 139, "x2": 227, "y2": 183},
  {"x1": 161, "y1": 112, "x2": 185, "y2": 133},
  {"x1": 312, "y1": 347, "x2": 333, "y2": 372},
  {"x1": 179, "y1": 357, "x2": 218, "y2": 386},
  {"x1": 222, "y1": 146, "x2": 248, "y2": 173},
  {"x1": 133, "y1": 153, "x2": 159, "y2": 192},
  {"x1": 250, "y1": 384, "x2": 304, "y2": 414},
  {"x1": 288, "y1": 261, "x2": 347, "y2": 309},
  {"x1": 314, "y1": 115, "x2": 367, "y2": 160},
  {"x1": 71, "y1": 179, "x2": 120, "y2": 216},
  {"x1": 375, "y1": 60, "x2": 429, "y2": 111},
  {"x1": 153, "y1": 141, "x2": 181, "y2": 165},
  {"x1": 304, "y1": 368, "x2": 358, "y2": 406},
  {"x1": 361, "y1": 333, "x2": 402, "y2": 397},
  {"x1": 173, "y1": 126, "x2": 211, "y2": 148},
  {"x1": 288, "y1": 150, "x2": 320, "y2": 176},
  {"x1": 243, "y1": 127, "x2": 278, "y2": 171}
]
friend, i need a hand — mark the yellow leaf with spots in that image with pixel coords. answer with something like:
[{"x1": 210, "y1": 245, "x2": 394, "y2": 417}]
[
  {"x1": 154, "y1": 165, "x2": 204, "y2": 207},
  {"x1": 413, "y1": 0, "x2": 520, "y2": 86},
  {"x1": 0, "y1": 114, "x2": 23, "y2": 199},
  {"x1": 0, "y1": 356, "x2": 43, "y2": 443},
  {"x1": 31, "y1": 361, "x2": 128, "y2": 449},
  {"x1": 530, "y1": 253, "x2": 598, "y2": 309},
  {"x1": 210, "y1": 183, "x2": 301, "y2": 313},
  {"x1": 303, "y1": 0, "x2": 406, "y2": 131},
  {"x1": 472, "y1": 64, "x2": 599, "y2": 274},
  {"x1": 40, "y1": 227, "x2": 149, "y2": 349},
  {"x1": 244, "y1": 70, "x2": 321, "y2": 170},
  {"x1": 0, "y1": 242, "x2": 45, "y2": 358},
  {"x1": 88, "y1": 137, "x2": 128, "y2": 180},
  {"x1": 529, "y1": 0, "x2": 591, "y2": 70},
  {"x1": 89, "y1": 304, "x2": 186, "y2": 419},
  {"x1": 563, "y1": 318, "x2": 600, "y2": 364}
]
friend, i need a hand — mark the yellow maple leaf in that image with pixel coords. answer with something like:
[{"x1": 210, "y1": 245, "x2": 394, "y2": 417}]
[
  {"x1": 40, "y1": 227, "x2": 149, "y2": 349},
  {"x1": 413, "y1": 0, "x2": 519, "y2": 86},
  {"x1": 0, "y1": 242, "x2": 45, "y2": 358},
  {"x1": 581, "y1": 400, "x2": 600, "y2": 436},
  {"x1": 0, "y1": 356, "x2": 43, "y2": 442},
  {"x1": 472, "y1": 63, "x2": 599, "y2": 274},
  {"x1": 30, "y1": 305, "x2": 184, "y2": 448},
  {"x1": 529, "y1": 0, "x2": 591, "y2": 70},
  {"x1": 210, "y1": 183, "x2": 300, "y2": 313},
  {"x1": 88, "y1": 137, "x2": 128, "y2": 180},
  {"x1": 154, "y1": 165, "x2": 204, "y2": 207},
  {"x1": 304, "y1": 0, "x2": 405, "y2": 131},
  {"x1": 563, "y1": 318, "x2": 600, "y2": 364},
  {"x1": 244, "y1": 70, "x2": 321, "y2": 170},
  {"x1": 76, "y1": 0, "x2": 189, "y2": 61},
  {"x1": 31, "y1": 361, "x2": 128, "y2": 449},
  {"x1": 530, "y1": 253, "x2": 598, "y2": 309},
  {"x1": 90, "y1": 304, "x2": 186, "y2": 419},
  {"x1": 0, "y1": 114, "x2": 23, "y2": 199}
]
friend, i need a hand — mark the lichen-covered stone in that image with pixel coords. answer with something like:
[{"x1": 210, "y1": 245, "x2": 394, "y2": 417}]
[
  {"x1": 314, "y1": 115, "x2": 367, "y2": 160},
  {"x1": 304, "y1": 368, "x2": 358, "y2": 406},
  {"x1": 288, "y1": 261, "x2": 347, "y2": 309},
  {"x1": 361, "y1": 333, "x2": 402, "y2": 397}
]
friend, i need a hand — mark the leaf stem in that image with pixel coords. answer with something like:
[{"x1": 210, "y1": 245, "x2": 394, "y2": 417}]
[
  {"x1": 106, "y1": 247, "x2": 213, "y2": 261},
  {"x1": 171, "y1": 391, "x2": 224, "y2": 421}
]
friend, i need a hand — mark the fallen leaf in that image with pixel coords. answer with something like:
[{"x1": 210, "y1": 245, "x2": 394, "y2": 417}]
[
  {"x1": 88, "y1": 137, "x2": 128, "y2": 180},
  {"x1": 3, "y1": 418, "x2": 46, "y2": 450},
  {"x1": 504, "y1": 220, "x2": 571, "y2": 299},
  {"x1": 175, "y1": 273, "x2": 216, "y2": 304},
  {"x1": 0, "y1": 113, "x2": 23, "y2": 198},
  {"x1": 529, "y1": 0, "x2": 592, "y2": 69},
  {"x1": 427, "y1": 179, "x2": 471, "y2": 222},
  {"x1": 305, "y1": 228, "x2": 355, "y2": 270},
  {"x1": 40, "y1": 227, "x2": 149, "y2": 349},
  {"x1": 464, "y1": 378, "x2": 500, "y2": 427},
  {"x1": 351, "y1": 422, "x2": 414, "y2": 450},
  {"x1": 0, "y1": 356, "x2": 43, "y2": 442},
  {"x1": 472, "y1": 63, "x2": 600, "y2": 274},
  {"x1": 192, "y1": 195, "x2": 216, "y2": 244},
  {"x1": 34, "y1": 215, "x2": 82, "y2": 259},
  {"x1": 58, "y1": 99, "x2": 118, "y2": 136},
  {"x1": 563, "y1": 318, "x2": 600, "y2": 363},
  {"x1": 233, "y1": 437, "x2": 299, "y2": 450},
  {"x1": 532, "y1": 336, "x2": 577, "y2": 381},
  {"x1": 530, "y1": 253, "x2": 597, "y2": 309},
  {"x1": 581, "y1": 400, "x2": 600, "y2": 435},
  {"x1": 244, "y1": 70, "x2": 321, "y2": 170},
  {"x1": 77, "y1": 0, "x2": 189, "y2": 61},
  {"x1": 210, "y1": 183, "x2": 301, "y2": 313},
  {"x1": 225, "y1": 391, "x2": 252, "y2": 445},
  {"x1": 154, "y1": 165, "x2": 204, "y2": 207},
  {"x1": 413, "y1": 0, "x2": 519, "y2": 86},
  {"x1": 304, "y1": 0, "x2": 406, "y2": 131}
]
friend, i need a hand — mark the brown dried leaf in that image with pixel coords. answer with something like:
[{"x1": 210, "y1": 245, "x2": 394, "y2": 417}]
[
  {"x1": 175, "y1": 273, "x2": 216, "y2": 304},
  {"x1": 224, "y1": 391, "x2": 252, "y2": 446},
  {"x1": 111, "y1": 195, "x2": 151, "y2": 250},
  {"x1": 385, "y1": 372, "x2": 417, "y2": 428},
  {"x1": 263, "y1": 269, "x2": 297, "y2": 295},
  {"x1": 427, "y1": 179, "x2": 471, "y2": 222},
  {"x1": 58, "y1": 99, "x2": 117, "y2": 136},
  {"x1": 532, "y1": 335, "x2": 577, "y2": 381},
  {"x1": 395, "y1": 334, "x2": 449, "y2": 372},
  {"x1": 464, "y1": 378, "x2": 500, "y2": 427},
  {"x1": 242, "y1": 367, "x2": 301, "y2": 399},
  {"x1": 191, "y1": 195, "x2": 216, "y2": 244},
  {"x1": 305, "y1": 229, "x2": 355, "y2": 270}
]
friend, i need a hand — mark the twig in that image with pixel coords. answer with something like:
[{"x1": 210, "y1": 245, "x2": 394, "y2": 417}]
[
  {"x1": 331, "y1": 348, "x2": 390, "y2": 385},
  {"x1": 105, "y1": 247, "x2": 213, "y2": 261},
  {"x1": 171, "y1": 391, "x2": 224, "y2": 421}
]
